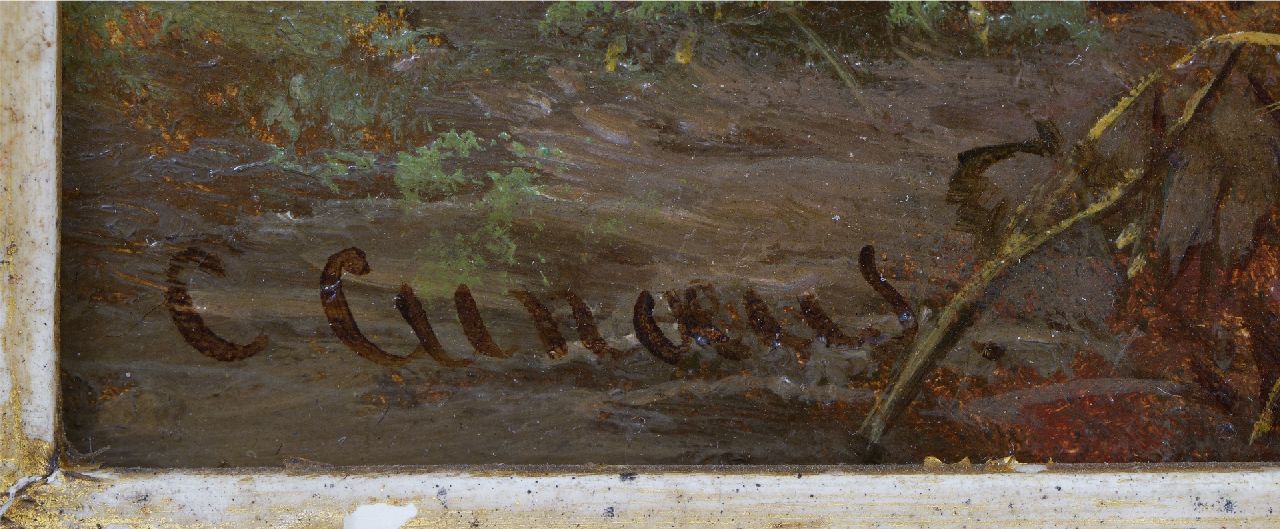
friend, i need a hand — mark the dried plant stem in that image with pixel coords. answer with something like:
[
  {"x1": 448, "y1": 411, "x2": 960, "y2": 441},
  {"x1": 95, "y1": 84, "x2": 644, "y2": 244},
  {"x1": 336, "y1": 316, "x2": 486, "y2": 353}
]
[
  {"x1": 857, "y1": 166, "x2": 1144, "y2": 450},
  {"x1": 784, "y1": 9, "x2": 876, "y2": 116},
  {"x1": 1251, "y1": 377, "x2": 1280, "y2": 445},
  {"x1": 855, "y1": 32, "x2": 1277, "y2": 456},
  {"x1": 1248, "y1": 73, "x2": 1280, "y2": 445}
]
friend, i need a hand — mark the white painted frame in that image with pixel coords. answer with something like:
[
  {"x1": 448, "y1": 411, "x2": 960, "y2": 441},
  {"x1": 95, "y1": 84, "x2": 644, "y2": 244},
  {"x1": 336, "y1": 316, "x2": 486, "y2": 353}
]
[{"x1": 3, "y1": 3, "x2": 1279, "y2": 527}]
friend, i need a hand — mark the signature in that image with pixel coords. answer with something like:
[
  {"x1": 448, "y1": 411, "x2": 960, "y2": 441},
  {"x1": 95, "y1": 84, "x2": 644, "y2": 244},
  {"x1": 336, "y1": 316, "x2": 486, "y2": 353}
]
[{"x1": 166, "y1": 244, "x2": 916, "y2": 368}]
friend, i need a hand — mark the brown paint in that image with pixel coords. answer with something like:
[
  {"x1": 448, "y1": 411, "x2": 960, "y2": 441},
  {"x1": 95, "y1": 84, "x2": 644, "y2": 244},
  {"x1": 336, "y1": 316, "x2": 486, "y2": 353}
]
[
  {"x1": 165, "y1": 247, "x2": 268, "y2": 361},
  {"x1": 1236, "y1": 213, "x2": 1280, "y2": 423},
  {"x1": 177, "y1": 244, "x2": 920, "y2": 369},
  {"x1": 690, "y1": 283, "x2": 752, "y2": 360},
  {"x1": 632, "y1": 290, "x2": 684, "y2": 365},
  {"x1": 510, "y1": 289, "x2": 569, "y2": 359},
  {"x1": 564, "y1": 289, "x2": 623, "y2": 358},
  {"x1": 663, "y1": 285, "x2": 749, "y2": 359},
  {"x1": 319, "y1": 247, "x2": 421, "y2": 367},
  {"x1": 858, "y1": 245, "x2": 918, "y2": 340},
  {"x1": 945, "y1": 120, "x2": 1061, "y2": 253},
  {"x1": 663, "y1": 289, "x2": 695, "y2": 347},
  {"x1": 796, "y1": 292, "x2": 861, "y2": 348},
  {"x1": 972, "y1": 341, "x2": 1005, "y2": 362},
  {"x1": 1189, "y1": 352, "x2": 1238, "y2": 413},
  {"x1": 454, "y1": 284, "x2": 510, "y2": 358},
  {"x1": 394, "y1": 284, "x2": 473, "y2": 367},
  {"x1": 1248, "y1": 73, "x2": 1280, "y2": 130},
  {"x1": 742, "y1": 288, "x2": 786, "y2": 348}
]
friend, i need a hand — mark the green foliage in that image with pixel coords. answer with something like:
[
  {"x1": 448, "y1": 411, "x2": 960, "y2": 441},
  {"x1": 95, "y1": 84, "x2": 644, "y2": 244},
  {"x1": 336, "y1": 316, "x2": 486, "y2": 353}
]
[
  {"x1": 268, "y1": 129, "x2": 546, "y2": 300},
  {"x1": 358, "y1": 17, "x2": 447, "y2": 57},
  {"x1": 264, "y1": 57, "x2": 426, "y2": 150},
  {"x1": 393, "y1": 131, "x2": 546, "y2": 299},
  {"x1": 267, "y1": 148, "x2": 376, "y2": 192},
  {"x1": 539, "y1": 2, "x2": 612, "y2": 38},
  {"x1": 393, "y1": 131, "x2": 484, "y2": 202},
  {"x1": 479, "y1": 167, "x2": 539, "y2": 264},
  {"x1": 61, "y1": 3, "x2": 372, "y2": 93},
  {"x1": 412, "y1": 236, "x2": 489, "y2": 300},
  {"x1": 263, "y1": 96, "x2": 301, "y2": 144},
  {"x1": 539, "y1": 1, "x2": 712, "y2": 70},
  {"x1": 538, "y1": 1, "x2": 895, "y2": 86},
  {"x1": 886, "y1": 1, "x2": 1099, "y2": 49},
  {"x1": 407, "y1": 167, "x2": 541, "y2": 298},
  {"x1": 887, "y1": 1, "x2": 947, "y2": 35},
  {"x1": 61, "y1": 2, "x2": 441, "y2": 158},
  {"x1": 994, "y1": 2, "x2": 1100, "y2": 45},
  {"x1": 148, "y1": 2, "x2": 368, "y2": 61},
  {"x1": 540, "y1": 2, "x2": 706, "y2": 39}
]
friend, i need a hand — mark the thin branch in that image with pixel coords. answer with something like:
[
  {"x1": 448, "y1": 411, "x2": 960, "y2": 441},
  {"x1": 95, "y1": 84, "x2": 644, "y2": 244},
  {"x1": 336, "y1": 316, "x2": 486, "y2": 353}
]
[
  {"x1": 854, "y1": 34, "x2": 1267, "y2": 458},
  {"x1": 1252, "y1": 377, "x2": 1280, "y2": 444},
  {"x1": 784, "y1": 9, "x2": 876, "y2": 116},
  {"x1": 1247, "y1": 73, "x2": 1280, "y2": 130}
]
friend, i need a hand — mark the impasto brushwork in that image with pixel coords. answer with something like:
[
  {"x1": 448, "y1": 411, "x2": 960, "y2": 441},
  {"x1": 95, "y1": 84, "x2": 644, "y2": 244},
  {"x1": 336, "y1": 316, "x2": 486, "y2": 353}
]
[{"x1": 59, "y1": 2, "x2": 1280, "y2": 467}]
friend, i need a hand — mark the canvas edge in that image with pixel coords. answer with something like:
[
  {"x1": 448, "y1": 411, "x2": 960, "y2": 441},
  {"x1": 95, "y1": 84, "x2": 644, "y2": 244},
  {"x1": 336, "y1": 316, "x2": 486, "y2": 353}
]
[{"x1": 4, "y1": 3, "x2": 1280, "y2": 528}]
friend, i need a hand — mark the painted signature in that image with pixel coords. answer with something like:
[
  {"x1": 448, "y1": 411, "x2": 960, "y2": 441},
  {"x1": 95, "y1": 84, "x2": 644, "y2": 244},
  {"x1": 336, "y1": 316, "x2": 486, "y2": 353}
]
[{"x1": 166, "y1": 245, "x2": 916, "y2": 368}]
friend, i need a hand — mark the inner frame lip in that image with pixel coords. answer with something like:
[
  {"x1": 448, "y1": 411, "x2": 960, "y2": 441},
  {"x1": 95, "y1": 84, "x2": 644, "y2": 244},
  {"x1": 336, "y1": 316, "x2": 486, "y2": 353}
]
[{"x1": 21, "y1": 3, "x2": 1280, "y2": 478}]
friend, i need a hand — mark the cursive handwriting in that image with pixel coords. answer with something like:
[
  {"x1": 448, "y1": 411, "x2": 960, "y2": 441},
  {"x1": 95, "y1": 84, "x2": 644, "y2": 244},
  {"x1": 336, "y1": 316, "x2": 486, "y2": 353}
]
[{"x1": 166, "y1": 245, "x2": 913, "y2": 367}]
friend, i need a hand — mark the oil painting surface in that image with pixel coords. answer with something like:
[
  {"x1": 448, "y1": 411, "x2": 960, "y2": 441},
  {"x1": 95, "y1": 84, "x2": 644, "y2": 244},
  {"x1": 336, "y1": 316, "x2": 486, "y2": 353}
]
[{"x1": 59, "y1": 2, "x2": 1280, "y2": 467}]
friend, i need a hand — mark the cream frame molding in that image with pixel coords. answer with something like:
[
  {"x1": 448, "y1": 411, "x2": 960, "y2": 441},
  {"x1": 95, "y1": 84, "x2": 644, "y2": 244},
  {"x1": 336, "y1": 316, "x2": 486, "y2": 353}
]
[{"x1": 3, "y1": 3, "x2": 1280, "y2": 527}]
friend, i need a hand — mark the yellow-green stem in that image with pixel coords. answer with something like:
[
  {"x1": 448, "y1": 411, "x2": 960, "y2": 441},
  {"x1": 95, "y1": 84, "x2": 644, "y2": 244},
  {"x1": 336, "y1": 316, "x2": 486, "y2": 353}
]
[
  {"x1": 785, "y1": 9, "x2": 875, "y2": 116},
  {"x1": 856, "y1": 31, "x2": 1280, "y2": 454}
]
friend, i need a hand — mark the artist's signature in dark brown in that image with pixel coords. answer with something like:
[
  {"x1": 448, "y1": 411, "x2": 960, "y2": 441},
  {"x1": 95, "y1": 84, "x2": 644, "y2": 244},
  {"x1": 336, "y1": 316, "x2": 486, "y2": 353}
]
[{"x1": 166, "y1": 245, "x2": 916, "y2": 367}]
